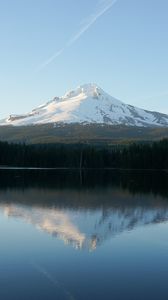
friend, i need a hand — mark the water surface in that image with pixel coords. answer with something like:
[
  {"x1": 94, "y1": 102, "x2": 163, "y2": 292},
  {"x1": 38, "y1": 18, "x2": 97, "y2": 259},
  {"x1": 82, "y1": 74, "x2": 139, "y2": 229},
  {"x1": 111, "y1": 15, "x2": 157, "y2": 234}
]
[{"x1": 1, "y1": 170, "x2": 168, "y2": 300}]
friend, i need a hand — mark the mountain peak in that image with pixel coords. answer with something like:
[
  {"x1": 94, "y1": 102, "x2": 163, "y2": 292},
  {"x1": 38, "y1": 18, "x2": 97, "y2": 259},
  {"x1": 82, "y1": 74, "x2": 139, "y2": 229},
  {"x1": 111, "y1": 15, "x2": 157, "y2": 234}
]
[
  {"x1": 63, "y1": 83, "x2": 103, "y2": 100},
  {"x1": 78, "y1": 83, "x2": 101, "y2": 92}
]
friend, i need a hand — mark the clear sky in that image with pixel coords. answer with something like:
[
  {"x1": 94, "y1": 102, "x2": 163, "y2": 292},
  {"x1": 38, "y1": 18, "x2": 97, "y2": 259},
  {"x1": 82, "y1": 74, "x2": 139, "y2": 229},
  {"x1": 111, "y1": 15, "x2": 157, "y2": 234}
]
[{"x1": 0, "y1": 0, "x2": 168, "y2": 118}]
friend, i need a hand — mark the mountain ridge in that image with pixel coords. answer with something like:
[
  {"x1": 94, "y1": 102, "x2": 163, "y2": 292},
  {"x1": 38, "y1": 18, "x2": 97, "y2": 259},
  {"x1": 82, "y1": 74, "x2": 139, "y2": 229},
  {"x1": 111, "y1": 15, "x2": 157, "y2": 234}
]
[{"x1": 1, "y1": 83, "x2": 168, "y2": 127}]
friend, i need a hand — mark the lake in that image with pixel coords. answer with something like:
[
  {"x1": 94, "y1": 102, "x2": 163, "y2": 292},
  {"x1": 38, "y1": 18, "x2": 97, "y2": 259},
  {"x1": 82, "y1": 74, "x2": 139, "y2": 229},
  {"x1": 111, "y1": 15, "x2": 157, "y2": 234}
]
[{"x1": 1, "y1": 169, "x2": 168, "y2": 300}]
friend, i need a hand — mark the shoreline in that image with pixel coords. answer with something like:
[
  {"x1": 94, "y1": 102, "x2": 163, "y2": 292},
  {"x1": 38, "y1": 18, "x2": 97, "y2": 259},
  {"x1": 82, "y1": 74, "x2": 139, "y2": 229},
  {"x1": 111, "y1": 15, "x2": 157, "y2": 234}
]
[{"x1": 0, "y1": 166, "x2": 167, "y2": 172}]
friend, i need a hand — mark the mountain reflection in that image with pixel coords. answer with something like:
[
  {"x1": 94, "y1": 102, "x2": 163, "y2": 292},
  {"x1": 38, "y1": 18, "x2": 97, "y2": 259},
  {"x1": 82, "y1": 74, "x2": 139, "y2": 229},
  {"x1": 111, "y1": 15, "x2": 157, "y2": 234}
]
[
  {"x1": 0, "y1": 170, "x2": 168, "y2": 251},
  {"x1": 1, "y1": 197, "x2": 168, "y2": 251},
  {"x1": 4, "y1": 205, "x2": 86, "y2": 249}
]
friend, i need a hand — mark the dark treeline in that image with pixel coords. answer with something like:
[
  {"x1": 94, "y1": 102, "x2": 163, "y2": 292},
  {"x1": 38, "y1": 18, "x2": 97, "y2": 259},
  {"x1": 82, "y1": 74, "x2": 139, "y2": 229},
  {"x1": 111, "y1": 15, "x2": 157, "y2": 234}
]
[
  {"x1": 0, "y1": 139, "x2": 168, "y2": 169},
  {"x1": 0, "y1": 169, "x2": 168, "y2": 200},
  {"x1": 0, "y1": 170, "x2": 168, "y2": 207}
]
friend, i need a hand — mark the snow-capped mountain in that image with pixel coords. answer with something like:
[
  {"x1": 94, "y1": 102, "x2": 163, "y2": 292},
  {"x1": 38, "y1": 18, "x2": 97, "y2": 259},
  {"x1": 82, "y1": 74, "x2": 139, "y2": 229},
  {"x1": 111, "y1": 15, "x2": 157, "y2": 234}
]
[{"x1": 1, "y1": 83, "x2": 168, "y2": 127}]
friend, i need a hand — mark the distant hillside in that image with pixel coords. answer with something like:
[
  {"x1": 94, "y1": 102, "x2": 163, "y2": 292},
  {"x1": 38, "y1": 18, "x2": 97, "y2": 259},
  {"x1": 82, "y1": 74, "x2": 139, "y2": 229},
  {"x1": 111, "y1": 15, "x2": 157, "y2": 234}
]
[{"x1": 0, "y1": 124, "x2": 168, "y2": 144}]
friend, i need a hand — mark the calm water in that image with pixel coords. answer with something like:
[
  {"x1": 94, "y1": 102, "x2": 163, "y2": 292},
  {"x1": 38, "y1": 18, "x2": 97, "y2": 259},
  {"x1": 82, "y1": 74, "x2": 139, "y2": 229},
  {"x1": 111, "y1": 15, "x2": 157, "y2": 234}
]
[{"x1": 1, "y1": 170, "x2": 168, "y2": 300}]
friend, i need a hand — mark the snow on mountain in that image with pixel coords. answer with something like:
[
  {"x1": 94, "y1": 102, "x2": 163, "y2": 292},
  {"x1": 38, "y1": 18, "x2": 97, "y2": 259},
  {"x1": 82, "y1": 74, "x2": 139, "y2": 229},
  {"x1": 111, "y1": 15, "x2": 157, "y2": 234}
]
[{"x1": 1, "y1": 83, "x2": 168, "y2": 127}]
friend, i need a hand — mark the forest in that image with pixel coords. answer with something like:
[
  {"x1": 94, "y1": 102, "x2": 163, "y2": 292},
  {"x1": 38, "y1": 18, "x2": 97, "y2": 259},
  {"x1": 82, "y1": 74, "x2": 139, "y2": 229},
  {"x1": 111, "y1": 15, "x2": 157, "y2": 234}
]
[{"x1": 0, "y1": 139, "x2": 168, "y2": 169}]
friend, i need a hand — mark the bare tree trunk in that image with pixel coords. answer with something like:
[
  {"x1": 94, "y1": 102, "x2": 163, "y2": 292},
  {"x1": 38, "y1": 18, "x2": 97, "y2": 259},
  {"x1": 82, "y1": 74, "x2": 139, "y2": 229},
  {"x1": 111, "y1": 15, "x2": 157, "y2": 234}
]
[
  {"x1": 80, "y1": 150, "x2": 83, "y2": 169},
  {"x1": 79, "y1": 149, "x2": 83, "y2": 185}
]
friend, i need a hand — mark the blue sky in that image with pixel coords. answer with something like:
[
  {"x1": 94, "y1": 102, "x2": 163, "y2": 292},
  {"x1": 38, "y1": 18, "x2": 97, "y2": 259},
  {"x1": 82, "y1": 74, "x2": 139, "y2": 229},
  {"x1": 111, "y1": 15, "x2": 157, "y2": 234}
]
[{"x1": 0, "y1": 0, "x2": 168, "y2": 118}]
